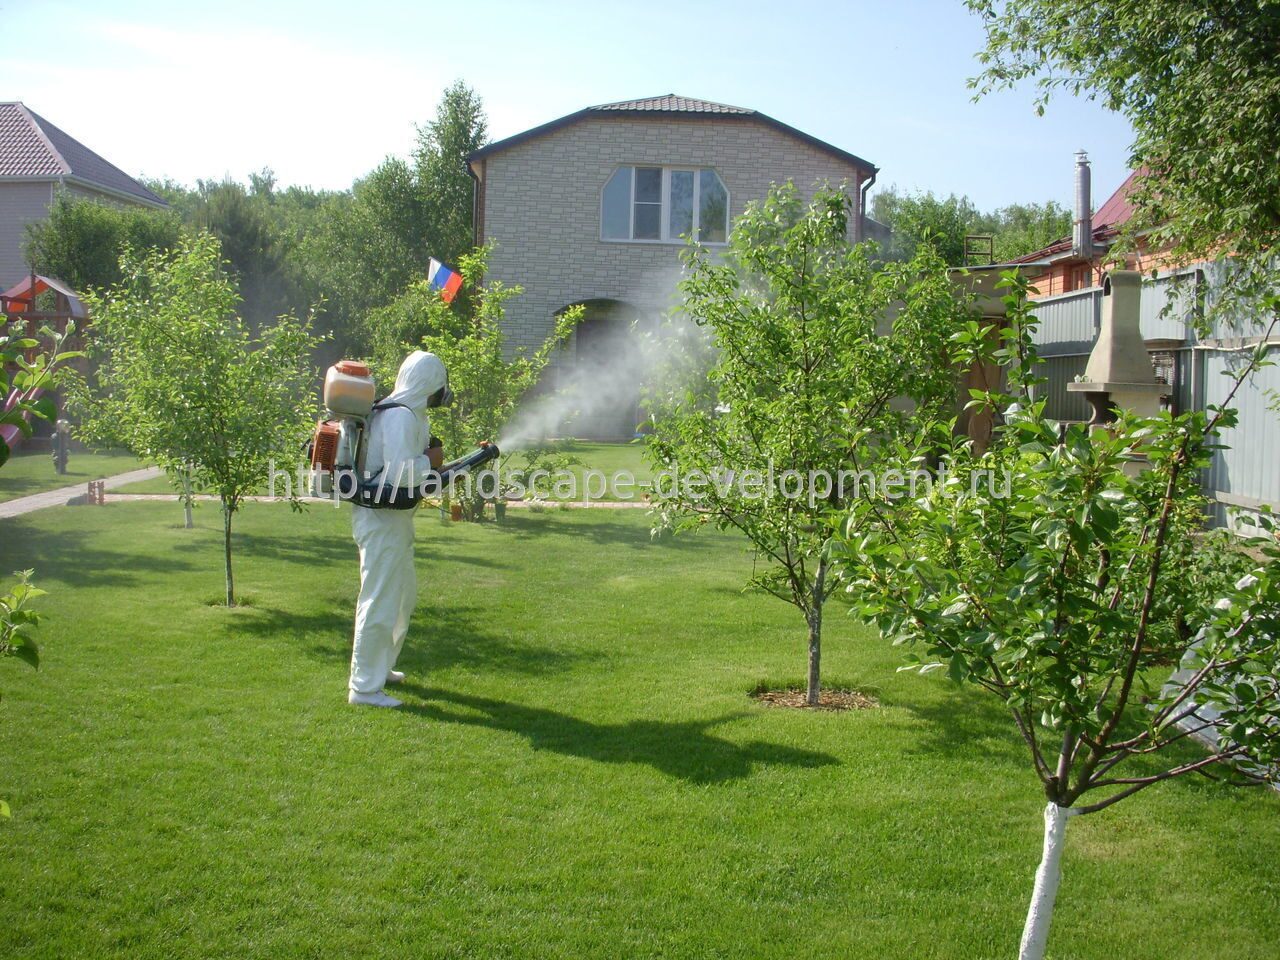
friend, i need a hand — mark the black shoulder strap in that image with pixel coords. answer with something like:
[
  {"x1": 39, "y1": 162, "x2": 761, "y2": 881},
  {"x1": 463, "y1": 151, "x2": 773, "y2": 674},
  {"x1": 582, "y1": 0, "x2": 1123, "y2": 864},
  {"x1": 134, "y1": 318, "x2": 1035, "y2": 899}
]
[{"x1": 371, "y1": 401, "x2": 411, "y2": 414}]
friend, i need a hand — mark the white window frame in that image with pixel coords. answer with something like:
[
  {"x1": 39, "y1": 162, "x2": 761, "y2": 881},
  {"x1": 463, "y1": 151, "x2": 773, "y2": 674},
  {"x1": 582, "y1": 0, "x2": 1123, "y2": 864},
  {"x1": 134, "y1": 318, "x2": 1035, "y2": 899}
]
[{"x1": 599, "y1": 165, "x2": 729, "y2": 245}]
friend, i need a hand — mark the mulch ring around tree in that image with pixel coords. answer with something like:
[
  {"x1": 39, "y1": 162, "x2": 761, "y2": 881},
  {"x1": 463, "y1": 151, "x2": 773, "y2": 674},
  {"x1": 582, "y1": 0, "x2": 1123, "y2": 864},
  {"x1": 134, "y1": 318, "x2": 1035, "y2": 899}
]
[{"x1": 750, "y1": 686, "x2": 879, "y2": 711}]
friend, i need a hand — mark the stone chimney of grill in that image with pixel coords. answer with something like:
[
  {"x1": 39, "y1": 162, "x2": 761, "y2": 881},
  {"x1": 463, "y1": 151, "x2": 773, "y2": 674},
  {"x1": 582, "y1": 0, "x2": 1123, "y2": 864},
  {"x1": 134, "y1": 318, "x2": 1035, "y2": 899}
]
[
  {"x1": 1072, "y1": 150, "x2": 1094, "y2": 261},
  {"x1": 1067, "y1": 270, "x2": 1166, "y2": 425}
]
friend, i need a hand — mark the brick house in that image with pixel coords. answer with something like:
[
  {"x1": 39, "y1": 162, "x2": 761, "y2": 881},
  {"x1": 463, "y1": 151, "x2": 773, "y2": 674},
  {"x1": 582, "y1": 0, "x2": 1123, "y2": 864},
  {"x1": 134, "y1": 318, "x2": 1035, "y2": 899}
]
[
  {"x1": 0, "y1": 102, "x2": 167, "y2": 287},
  {"x1": 466, "y1": 94, "x2": 876, "y2": 436}
]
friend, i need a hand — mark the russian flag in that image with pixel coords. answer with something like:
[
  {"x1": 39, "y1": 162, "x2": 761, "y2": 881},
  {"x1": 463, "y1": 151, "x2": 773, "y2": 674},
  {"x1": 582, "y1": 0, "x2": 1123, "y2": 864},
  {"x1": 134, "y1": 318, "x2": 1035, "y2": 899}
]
[{"x1": 427, "y1": 258, "x2": 464, "y2": 304}]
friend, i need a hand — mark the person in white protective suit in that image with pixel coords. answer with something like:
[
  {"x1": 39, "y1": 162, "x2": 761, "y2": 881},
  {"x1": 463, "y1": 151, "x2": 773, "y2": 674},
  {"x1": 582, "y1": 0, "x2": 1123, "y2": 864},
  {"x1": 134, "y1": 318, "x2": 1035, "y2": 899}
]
[{"x1": 348, "y1": 350, "x2": 452, "y2": 708}]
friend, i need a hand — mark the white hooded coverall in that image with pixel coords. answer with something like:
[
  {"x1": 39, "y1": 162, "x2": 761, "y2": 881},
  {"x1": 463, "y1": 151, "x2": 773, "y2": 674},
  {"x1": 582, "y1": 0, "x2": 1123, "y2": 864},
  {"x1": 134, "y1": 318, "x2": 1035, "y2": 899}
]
[{"x1": 349, "y1": 350, "x2": 447, "y2": 695}]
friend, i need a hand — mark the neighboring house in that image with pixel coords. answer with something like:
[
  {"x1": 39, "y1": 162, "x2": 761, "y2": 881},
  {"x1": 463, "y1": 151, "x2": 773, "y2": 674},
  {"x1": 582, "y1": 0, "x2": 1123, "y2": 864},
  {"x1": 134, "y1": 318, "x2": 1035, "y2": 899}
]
[
  {"x1": 467, "y1": 94, "x2": 876, "y2": 436},
  {"x1": 0, "y1": 101, "x2": 167, "y2": 287},
  {"x1": 1009, "y1": 154, "x2": 1142, "y2": 297}
]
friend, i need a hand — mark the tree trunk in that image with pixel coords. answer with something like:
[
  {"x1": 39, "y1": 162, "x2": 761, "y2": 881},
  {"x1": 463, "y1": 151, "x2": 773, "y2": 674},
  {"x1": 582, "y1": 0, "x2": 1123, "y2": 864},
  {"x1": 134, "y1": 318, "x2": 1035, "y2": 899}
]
[
  {"x1": 805, "y1": 559, "x2": 828, "y2": 706},
  {"x1": 222, "y1": 500, "x2": 235, "y2": 607},
  {"x1": 1019, "y1": 802, "x2": 1077, "y2": 960},
  {"x1": 182, "y1": 466, "x2": 194, "y2": 530}
]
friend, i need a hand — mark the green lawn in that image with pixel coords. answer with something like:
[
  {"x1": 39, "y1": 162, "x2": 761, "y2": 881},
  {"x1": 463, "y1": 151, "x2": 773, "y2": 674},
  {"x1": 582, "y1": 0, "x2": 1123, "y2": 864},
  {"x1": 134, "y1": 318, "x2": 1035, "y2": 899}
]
[
  {"x1": 512, "y1": 439, "x2": 654, "y2": 501},
  {"x1": 0, "y1": 449, "x2": 146, "y2": 502},
  {"x1": 1, "y1": 503, "x2": 1277, "y2": 959}
]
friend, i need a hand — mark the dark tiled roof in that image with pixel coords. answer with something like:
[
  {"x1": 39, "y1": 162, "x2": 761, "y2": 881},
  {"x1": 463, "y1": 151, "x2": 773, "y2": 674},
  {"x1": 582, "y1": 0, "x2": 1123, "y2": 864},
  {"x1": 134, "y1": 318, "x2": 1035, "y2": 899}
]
[
  {"x1": 0, "y1": 102, "x2": 166, "y2": 207},
  {"x1": 469, "y1": 93, "x2": 875, "y2": 173},
  {"x1": 592, "y1": 94, "x2": 753, "y2": 115}
]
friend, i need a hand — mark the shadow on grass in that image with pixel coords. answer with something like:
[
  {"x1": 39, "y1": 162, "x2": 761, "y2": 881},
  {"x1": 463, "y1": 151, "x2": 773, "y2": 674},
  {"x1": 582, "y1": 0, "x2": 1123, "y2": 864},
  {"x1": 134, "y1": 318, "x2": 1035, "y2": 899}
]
[
  {"x1": 490, "y1": 512, "x2": 716, "y2": 551},
  {"x1": 401, "y1": 686, "x2": 839, "y2": 784},
  {"x1": 230, "y1": 601, "x2": 603, "y2": 676},
  {"x1": 163, "y1": 528, "x2": 358, "y2": 566},
  {"x1": 898, "y1": 689, "x2": 1031, "y2": 768},
  {"x1": 0, "y1": 517, "x2": 198, "y2": 587},
  {"x1": 896, "y1": 684, "x2": 1248, "y2": 808}
]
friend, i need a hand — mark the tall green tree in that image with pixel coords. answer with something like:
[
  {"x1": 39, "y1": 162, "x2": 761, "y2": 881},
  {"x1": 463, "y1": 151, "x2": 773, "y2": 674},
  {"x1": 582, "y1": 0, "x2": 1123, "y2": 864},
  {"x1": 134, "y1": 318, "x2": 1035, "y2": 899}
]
[
  {"x1": 647, "y1": 184, "x2": 968, "y2": 705},
  {"x1": 871, "y1": 187, "x2": 1071, "y2": 264},
  {"x1": 23, "y1": 193, "x2": 183, "y2": 292},
  {"x1": 968, "y1": 0, "x2": 1280, "y2": 282},
  {"x1": 303, "y1": 81, "x2": 488, "y2": 349},
  {"x1": 871, "y1": 189, "x2": 979, "y2": 264},
  {"x1": 413, "y1": 80, "x2": 488, "y2": 265},
  {"x1": 149, "y1": 173, "x2": 350, "y2": 355},
  {"x1": 984, "y1": 200, "x2": 1074, "y2": 262},
  {"x1": 66, "y1": 234, "x2": 321, "y2": 606}
]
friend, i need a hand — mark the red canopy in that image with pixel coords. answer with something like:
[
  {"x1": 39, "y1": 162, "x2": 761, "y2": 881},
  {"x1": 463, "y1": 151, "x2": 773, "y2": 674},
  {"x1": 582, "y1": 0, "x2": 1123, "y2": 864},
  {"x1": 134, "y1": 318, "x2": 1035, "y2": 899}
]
[{"x1": 1, "y1": 273, "x2": 86, "y2": 318}]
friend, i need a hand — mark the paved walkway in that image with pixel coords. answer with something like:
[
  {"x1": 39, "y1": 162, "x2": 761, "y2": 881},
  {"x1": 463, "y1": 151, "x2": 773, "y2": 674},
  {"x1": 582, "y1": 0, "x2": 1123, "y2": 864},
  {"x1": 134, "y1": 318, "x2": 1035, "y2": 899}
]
[{"x1": 0, "y1": 466, "x2": 163, "y2": 519}]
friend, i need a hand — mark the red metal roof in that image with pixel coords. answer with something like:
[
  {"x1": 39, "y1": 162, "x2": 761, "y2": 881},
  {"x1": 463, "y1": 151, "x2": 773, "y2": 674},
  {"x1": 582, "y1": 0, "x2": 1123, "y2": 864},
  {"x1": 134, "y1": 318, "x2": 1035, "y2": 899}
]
[
  {"x1": 1092, "y1": 169, "x2": 1140, "y2": 232},
  {"x1": 1007, "y1": 169, "x2": 1143, "y2": 264}
]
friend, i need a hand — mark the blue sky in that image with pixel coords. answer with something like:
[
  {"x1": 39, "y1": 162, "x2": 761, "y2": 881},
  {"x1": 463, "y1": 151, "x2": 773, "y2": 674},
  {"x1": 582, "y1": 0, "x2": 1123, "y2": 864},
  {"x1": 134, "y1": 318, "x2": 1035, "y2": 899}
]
[{"x1": 3, "y1": 0, "x2": 1135, "y2": 211}]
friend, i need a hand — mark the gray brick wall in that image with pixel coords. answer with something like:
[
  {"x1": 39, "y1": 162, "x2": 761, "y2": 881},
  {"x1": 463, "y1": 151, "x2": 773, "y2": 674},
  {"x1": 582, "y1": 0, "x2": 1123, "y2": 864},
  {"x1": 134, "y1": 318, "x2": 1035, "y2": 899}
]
[
  {"x1": 479, "y1": 115, "x2": 870, "y2": 359},
  {"x1": 0, "y1": 181, "x2": 54, "y2": 287}
]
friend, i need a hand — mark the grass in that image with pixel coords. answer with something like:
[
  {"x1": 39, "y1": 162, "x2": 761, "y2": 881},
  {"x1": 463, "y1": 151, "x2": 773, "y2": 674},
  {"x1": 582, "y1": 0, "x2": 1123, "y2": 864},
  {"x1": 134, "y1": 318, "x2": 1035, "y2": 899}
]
[
  {"x1": 0, "y1": 449, "x2": 146, "y2": 502},
  {"x1": 1, "y1": 503, "x2": 1278, "y2": 959}
]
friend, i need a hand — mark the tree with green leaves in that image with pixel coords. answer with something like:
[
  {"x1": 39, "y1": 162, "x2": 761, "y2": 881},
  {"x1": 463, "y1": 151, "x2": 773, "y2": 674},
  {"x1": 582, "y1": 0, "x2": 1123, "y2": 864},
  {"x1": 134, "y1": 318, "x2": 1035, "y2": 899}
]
[
  {"x1": 871, "y1": 188, "x2": 980, "y2": 265},
  {"x1": 371, "y1": 246, "x2": 580, "y2": 521},
  {"x1": 968, "y1": 0, "x2": 1280, "y2": 302},
  {"x1": 412, "y1": 80, "x2": 488, "y2": 268},
  {"x1": 839, "y1": 272, "x2": 1280, "y2": 960},
  {"x1": 871, "y1": 186, "x2": 1071, "y2": 264},
  {"x1": 65, "y1": 234, "x2": 321, "y2": 606},
  {"x1": 303, "y1": 81, "x2": 488, "y2": 348},
  {"x1": 646, "y1": 183, "x2": 968, "y2": 705},
  {"x1": 23, "y1": 192, "x2": 183, "y2": 293}
]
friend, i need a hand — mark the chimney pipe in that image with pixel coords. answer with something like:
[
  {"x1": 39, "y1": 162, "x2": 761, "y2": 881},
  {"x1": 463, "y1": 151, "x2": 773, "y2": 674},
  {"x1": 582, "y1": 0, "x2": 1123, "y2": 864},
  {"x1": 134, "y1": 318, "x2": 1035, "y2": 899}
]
[{"x1": 1072, "y1": 150, "x2": 1093, "y2": 261}]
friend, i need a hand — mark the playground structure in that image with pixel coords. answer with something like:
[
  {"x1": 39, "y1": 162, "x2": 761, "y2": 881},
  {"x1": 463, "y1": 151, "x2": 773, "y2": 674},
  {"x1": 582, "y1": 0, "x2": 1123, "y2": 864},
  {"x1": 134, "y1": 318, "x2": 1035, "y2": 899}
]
[{"x1": 1, "y1": 271, "x2": 86, "y2": 453}]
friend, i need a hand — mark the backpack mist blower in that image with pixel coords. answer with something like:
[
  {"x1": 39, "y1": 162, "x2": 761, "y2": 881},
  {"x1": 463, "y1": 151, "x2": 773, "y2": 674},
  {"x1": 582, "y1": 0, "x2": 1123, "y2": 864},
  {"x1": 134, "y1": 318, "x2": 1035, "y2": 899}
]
[{"x1": 308, "y1": 360, "x2": 500, "y2": 509}]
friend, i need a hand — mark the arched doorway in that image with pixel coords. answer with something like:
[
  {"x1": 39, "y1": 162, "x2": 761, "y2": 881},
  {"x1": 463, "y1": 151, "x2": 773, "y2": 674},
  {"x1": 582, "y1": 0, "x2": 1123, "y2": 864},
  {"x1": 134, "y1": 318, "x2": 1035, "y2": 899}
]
[{"x1": 561, "y1": 299, "x2": 645, "y2": 439}]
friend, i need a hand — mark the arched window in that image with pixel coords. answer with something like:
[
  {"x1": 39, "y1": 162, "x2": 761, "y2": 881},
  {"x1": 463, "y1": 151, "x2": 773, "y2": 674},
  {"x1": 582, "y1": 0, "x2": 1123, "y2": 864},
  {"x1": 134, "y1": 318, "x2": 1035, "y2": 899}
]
[{"x1": 601, "y1": 166, "x2": 729, "y2": 244}]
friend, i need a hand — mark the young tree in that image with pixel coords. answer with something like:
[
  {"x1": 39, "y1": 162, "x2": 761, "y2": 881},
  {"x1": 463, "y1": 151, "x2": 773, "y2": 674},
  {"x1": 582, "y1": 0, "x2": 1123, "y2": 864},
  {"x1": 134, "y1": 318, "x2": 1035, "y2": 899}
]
[
  {"x1": 646, "y1": 184, "x2": 968, "y2": 705},
  {"x1": 369, "y1": 247, "x2": 579, "y2": 520},
  {"x1": 66, "y1": 234, "x2": 321, "y2": 606},
  {"x1": 840, "y1": 274, "x2": 1280, "y2": 960}
]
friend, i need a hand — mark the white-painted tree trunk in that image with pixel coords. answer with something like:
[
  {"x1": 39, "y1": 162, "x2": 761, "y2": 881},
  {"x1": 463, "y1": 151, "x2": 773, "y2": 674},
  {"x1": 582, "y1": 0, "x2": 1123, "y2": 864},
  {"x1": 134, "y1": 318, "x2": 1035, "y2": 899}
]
[
  {"x1": 183, "y1": 464, "x2": 194, "y2": 530},
  {"x1": 1019, "y1": 802, "x2": 1078, "y2": 960}
]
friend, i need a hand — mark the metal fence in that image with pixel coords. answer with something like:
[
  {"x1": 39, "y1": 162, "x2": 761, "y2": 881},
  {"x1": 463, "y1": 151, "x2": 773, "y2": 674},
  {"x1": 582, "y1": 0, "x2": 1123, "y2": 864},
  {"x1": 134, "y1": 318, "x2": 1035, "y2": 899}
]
[{"x1": 1032, "y1": 269, "x2": 1280, "y2": 525}]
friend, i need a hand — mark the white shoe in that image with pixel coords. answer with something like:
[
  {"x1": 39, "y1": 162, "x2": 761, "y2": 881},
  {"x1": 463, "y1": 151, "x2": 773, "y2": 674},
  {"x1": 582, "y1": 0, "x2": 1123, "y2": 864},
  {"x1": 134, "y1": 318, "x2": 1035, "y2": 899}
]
[
  {"x1": 385, "y1": 670, "x2": 405, "y2": 685},
  {"x1": 348, "y1": 690, "x2": 402, "y2": 708}
]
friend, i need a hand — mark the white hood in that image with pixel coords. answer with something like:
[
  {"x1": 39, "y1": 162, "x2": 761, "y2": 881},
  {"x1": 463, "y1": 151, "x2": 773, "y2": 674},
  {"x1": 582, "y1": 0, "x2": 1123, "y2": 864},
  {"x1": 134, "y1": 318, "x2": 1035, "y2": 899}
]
[{"x1": 381, "y1": 350, "x2": 447, "y2": 412}]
